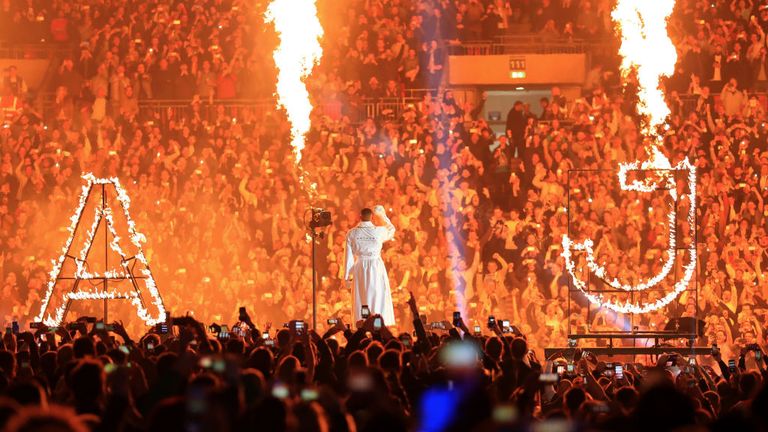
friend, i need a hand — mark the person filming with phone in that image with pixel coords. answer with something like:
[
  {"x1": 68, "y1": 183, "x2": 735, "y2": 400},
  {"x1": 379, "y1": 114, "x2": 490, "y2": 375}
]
[{"x1": 345, "y1": 206, "x2": 396, "y2": 326}]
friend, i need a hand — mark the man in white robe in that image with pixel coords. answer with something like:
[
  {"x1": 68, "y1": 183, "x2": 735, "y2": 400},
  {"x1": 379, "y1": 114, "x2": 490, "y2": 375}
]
[{"x1": 344, "y1": 206, "x2": 396, "y2": 325}]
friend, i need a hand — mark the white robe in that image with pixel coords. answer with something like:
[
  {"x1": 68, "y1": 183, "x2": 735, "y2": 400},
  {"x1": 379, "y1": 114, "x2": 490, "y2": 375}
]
[{"x1": 344, "y1": 212, "x2": 396, "y2": 325}]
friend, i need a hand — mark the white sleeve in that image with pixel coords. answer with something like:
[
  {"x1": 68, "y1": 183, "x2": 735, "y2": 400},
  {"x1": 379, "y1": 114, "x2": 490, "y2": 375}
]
[
  {"x1": 344, "y1": 231, "x2": 354, "y2": 280},
  {"x1": 377, "y1": 211, "x2": 396, "y2": 242}
]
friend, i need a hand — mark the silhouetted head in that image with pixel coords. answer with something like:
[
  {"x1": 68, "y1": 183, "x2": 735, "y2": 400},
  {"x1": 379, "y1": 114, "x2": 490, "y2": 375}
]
[
  {"x1": 6, "y1": 381, "x2": 46, "y2": 407},
  {"x1": 72, "y1": 337, "x2": 95, "y2": 359},
  {"x1": 68, "y1": 360, "x2": 104, "y2": 406},
  {"x1": 510, "y1": 337, "x2": 528, "y2": 359},
  {"x1": 361, "y1": 208, "x2": 373, "y2": 221},
  {"x1": 5, "y1": 405, "x2": 88, "y2": 432},
  {"x1": 564, "y1": 387, "x2": 587, "y2": 417}
]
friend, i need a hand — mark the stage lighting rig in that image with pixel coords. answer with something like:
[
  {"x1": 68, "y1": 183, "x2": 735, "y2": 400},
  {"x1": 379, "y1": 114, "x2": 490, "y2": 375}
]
[
  {"x1": 309, "y1": 208, "x2": 332, "y2": 229},
  {"x1": 306, "y1": 207, "x2": 332, "y2": 330}
]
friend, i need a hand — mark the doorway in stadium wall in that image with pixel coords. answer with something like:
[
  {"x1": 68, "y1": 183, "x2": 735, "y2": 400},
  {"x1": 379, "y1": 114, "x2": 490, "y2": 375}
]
[{"x1": 480, "y1": 88, "x2": 553, "y2": 138}]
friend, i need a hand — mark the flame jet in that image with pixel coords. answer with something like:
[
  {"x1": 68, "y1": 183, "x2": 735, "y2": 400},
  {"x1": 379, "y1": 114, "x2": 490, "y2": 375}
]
[
  {"x1": 561, "y1": 0, "x2": 697, "y2": 314},
  {"x1": 265, "y1": 0, "x2": 323, "y2": 193}
]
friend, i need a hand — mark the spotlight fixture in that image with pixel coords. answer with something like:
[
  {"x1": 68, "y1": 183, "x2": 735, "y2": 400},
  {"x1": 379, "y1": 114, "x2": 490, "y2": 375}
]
[{"x1": 309, "y1": 208, "x2": 332, "y2": 229}]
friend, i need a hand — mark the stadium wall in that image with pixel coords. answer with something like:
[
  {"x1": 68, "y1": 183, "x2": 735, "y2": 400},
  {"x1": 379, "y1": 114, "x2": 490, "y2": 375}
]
[{"x1": 447, "y1": 53, "x2": 586, "y2": 86}]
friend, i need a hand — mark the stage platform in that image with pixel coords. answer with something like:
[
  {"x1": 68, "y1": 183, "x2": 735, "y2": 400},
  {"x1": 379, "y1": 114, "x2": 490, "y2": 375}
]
[{"x1": 544, "y1": 346, "x2": 712, "y2": 358}]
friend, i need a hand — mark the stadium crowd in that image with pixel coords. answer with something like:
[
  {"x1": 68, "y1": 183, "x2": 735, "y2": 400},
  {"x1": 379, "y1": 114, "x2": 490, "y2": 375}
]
[
  {"x1": 0, "y1": 0, "x2": 764, "y2": 429},
  {"x1": 0, "y1": 298, "x2": 767, "y2": 431},
  {"x1": 7, "y1": 0, "x2": 768, "y2": 105},
  {"x1": 0, "y1": 0, "x2": 620, "y2": 104},
  {"x1": 0, "y1": 0, "x2": 764, "y2": 355}
]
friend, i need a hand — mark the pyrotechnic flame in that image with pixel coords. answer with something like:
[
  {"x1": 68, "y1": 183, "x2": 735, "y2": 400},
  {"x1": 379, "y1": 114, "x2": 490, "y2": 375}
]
[
  {"x1": 559, "y1": 0, "x2": 698, "y2": 315},
  {"x1": 35, "y1": 174, "x2": 166, "y2": 326},
  {"x1": 265, "y1": 0, "x2": 323, "y2": 167},
  {"x1": 612, "y1": 0, "x2": 677, "y2": 142}
]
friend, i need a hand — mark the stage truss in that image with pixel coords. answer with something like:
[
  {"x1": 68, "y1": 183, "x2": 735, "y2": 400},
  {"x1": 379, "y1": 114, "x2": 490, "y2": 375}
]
[
  {"x1": 558, "y1": 166, "x2": 700, "y2": 356},
  {"x1": 34, "y1": 174, "x2": 166, "y2": 327}
]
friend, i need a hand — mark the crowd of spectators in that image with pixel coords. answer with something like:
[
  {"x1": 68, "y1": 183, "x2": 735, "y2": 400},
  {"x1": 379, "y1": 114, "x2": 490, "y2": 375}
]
[
  {"x1": 0, "y1": 297, "x2": 767, "y2": 431},
  {"x1": 0, "y1": 0, "x2": 618, "y2": 106},
  {"x1": 9, "y1": 0, "x2": 768, "y2": 107},
  {"x1": 0, "y1": 0, "x2": 763, "y2": 355},
  {"x1": 669, "y1": 0, "x2": 768, "y2": 93},
  {"x1": 0, "y1": 296, "x2": 768, "y2": 431}
]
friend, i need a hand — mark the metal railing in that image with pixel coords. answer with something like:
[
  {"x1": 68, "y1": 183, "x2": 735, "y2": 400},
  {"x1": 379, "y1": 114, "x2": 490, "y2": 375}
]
[
  {"x1": 401, "y1": 89, "x2": 436, "y2": 100},
  {"x1": 0, "y1": 42, "x2": 73, "y2": 59},
  {"x1": 677, "y1": 92, "x2": 768, "y2": 113},
  {"x1": 448, "y1": 35, "x2": 617, "y2": 56},
  {"x1": 1, "y1": 35, "x2": 616, "y2": 60},
  {"x1": 678, "y1": 94, "x2": 702, "y2": 114},
  {"x1": 39, "y1": 92, "x2": 756, "y2": 127},
  {"x1": 362, "y1": 97, "x2": 423, "y2": 120},
  {"x1": 135, "y1": 100, "x2": 272, "y2": 124},
  {"x1": 39, "y1": 96, "x2": 428, "y2": 124},
  {"x1": 450, "y1": 40, "x2": 586, "y2": 55}
]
